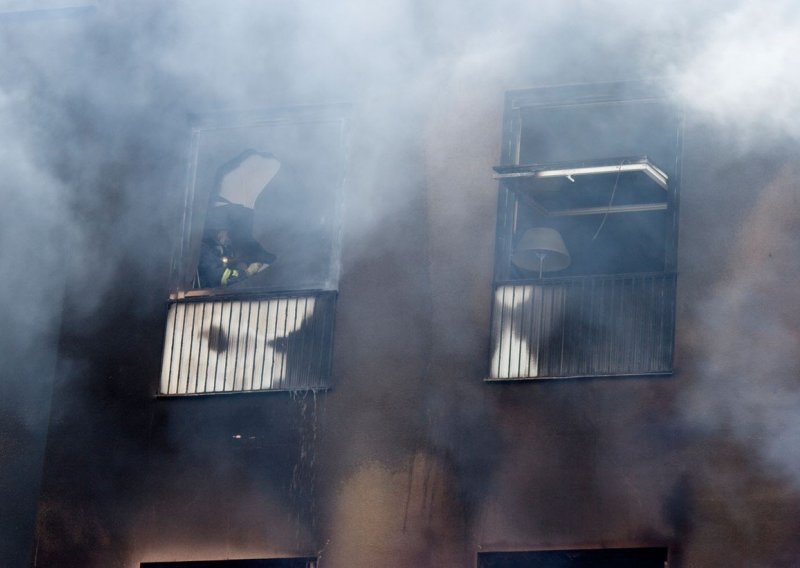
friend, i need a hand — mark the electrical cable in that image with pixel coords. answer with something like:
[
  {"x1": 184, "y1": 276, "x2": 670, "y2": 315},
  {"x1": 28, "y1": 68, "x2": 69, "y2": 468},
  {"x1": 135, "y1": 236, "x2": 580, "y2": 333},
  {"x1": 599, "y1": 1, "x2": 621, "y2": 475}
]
[{"x1": 591, "y1": 158, "x2": 625, "y2": 241}]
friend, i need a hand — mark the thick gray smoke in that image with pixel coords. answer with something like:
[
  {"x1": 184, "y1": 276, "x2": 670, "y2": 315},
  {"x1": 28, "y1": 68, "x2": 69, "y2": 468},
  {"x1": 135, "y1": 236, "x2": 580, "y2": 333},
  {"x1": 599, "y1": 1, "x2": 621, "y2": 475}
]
[
  {"x1": 670, "y1": 0, "x2": 800, "y2": 141},
  {"x1": 0, "y1": 80, "x2": 67, "y2": 565},
  {"x1": 1, "y1": 0, "x2": 800, "y2": 564},
  {"x1": 664, "y1": 0, "x2": 800, "y2": 490},
  {"x1": 4, "y1": 0, "x2": 799, "y2": 291}
]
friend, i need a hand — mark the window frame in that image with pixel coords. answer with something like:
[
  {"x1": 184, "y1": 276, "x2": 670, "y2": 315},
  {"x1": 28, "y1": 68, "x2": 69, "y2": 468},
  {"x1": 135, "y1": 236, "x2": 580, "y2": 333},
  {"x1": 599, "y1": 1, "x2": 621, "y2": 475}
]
[
  {"x1": 170, "y1": 103, "x2": 352, "y2": 300},
  {"x1": 159, "y1": 103, "x2": 351, "y2": 397},
  {"x1": 141, "y1": 558, "x2": 317, "y2": 568},
  {"x1": 494, "y1": 80, "x2": 682, "y2": 283},
  {"x1": 488, "y1": 80, "x2": 683, "y2": 381},
  {"x1": 476, "y1": 545, "x2": 671, "y2": 568}
]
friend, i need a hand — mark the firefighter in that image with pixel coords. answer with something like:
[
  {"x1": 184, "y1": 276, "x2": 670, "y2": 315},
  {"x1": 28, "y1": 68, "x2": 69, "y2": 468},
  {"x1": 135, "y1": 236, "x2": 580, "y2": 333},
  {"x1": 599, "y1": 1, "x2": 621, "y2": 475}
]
[{"x1": 197, "y1": 199, "x2": 276, "y2": 288}]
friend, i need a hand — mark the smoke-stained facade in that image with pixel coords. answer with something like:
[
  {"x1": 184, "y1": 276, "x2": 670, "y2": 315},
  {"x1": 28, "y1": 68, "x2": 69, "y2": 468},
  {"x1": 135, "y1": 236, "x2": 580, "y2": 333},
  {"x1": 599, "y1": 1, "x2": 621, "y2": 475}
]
[{"x1": 3, "y1": 1, "x2": 800, "y2": 567}]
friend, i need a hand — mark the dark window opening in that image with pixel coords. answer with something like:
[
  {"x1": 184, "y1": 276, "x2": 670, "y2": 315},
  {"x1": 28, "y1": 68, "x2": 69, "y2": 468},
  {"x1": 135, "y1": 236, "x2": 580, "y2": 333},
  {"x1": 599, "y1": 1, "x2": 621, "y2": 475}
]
[
  {"x1": 178, "y1": 110, "x2": 348, "y2": 295},
  {"x1": 495, "y1": 93, "x2": 680, "y2": 282},
  {"x1": 478, "y1": 547, "x2": 669, "y2": 567},
  {"x1": 141, "y1": 558, "x2": 316, "y2": 568},
  {"x1": 194, "y1": 150, "x2": 280, "y2": 290},
  {"x1": 160, "y1": 105, "x2": 349, "y2": 395},
  {"x1": 489, "y1": 82, "x2": 681, "y2": 380},
  {"x1": 504, "y1": 161, "x2": 670, "y2": 279}
]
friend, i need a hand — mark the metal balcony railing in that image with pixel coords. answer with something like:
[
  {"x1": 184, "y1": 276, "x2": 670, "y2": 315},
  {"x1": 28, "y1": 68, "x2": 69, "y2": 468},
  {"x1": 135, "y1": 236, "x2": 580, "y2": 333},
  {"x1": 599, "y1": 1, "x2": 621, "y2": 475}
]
[
  {"x1": 159, "y1": 291, "x2": 336, "y2": 395},
  {"x1": 489, "y1": 272, "x2": 676, "y2": 380}
]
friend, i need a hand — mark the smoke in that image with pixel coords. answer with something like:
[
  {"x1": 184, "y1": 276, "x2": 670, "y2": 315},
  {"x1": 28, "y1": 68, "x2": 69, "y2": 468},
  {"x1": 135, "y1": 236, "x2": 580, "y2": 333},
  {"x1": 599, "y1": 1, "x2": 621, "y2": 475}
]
[
  {"x1": 666, "y1": 0, "x2": 800, "y2": 519},
  {"x1": 0, "y1": 2, "x2": 795, "y2": 282},
  {"x1": 670, "y1": 0, "x2": 800, "y2": 142},
  {"x1": 681, "y1": 161, "x2": 800, "y2": 478},
  {"x1": 0, "y1": 71, "x2": 69, "y2": 565},
  {"x1": 1, "y1": 0, "x2": 800, "y2": 565},
  {"x1": 5, "y1": 0, "x2": 798, "y2": 294}
]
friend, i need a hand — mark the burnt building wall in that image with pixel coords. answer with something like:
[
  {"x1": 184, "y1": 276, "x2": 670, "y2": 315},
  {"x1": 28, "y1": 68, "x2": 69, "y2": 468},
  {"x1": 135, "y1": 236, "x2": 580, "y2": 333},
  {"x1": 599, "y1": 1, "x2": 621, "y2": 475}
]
[{"x1": 2, "y1": 2, "x2": 800, "y2": 567}]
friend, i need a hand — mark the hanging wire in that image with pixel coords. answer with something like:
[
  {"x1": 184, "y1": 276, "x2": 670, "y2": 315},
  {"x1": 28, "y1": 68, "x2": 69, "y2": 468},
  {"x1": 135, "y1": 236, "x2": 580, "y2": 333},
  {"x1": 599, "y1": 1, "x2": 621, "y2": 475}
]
[{"x1": 591, "y1": 158, "x2": 626, "y2": 241}]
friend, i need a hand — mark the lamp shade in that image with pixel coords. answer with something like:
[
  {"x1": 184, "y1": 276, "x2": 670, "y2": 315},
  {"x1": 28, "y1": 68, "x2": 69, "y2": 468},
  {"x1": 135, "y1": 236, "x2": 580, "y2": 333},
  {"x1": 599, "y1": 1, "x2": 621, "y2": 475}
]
[{"x1": 511, "y1": 228, "x2": 571, "y2": 273}]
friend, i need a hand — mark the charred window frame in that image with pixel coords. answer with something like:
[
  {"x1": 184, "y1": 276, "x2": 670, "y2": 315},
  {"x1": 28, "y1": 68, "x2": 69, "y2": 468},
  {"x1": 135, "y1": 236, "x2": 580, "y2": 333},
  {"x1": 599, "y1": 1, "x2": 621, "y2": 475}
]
[
  {"x1": 159, "y1": 105, "x2": 350, "y2": 396},
  {"x1": 489, "y1": 81, "x2": 682, "y2": 381},
  {"x1": 477, "y1": 546, "x2": 670, "y2": 567},
  {"x1": 141, "y1": 558, "x2": 317, "y2": 568}
]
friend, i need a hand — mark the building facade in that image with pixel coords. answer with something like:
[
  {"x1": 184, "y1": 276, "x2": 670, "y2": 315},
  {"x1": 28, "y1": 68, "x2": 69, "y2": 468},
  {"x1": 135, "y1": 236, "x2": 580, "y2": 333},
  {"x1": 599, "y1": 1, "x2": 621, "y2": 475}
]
[{"x1": 3, "y1": 3, "x2": 800, "y2": 567}]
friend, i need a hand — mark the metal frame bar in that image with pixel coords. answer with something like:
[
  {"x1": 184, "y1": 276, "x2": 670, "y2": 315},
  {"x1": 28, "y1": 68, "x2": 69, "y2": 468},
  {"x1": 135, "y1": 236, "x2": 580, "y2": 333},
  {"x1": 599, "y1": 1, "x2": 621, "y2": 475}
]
[
  {"x1": 547, "y1": 202, "x2": 668, "y2": 217},
  {"x1": 494, "y1": 157, "x2": 668, "y2": 190}
]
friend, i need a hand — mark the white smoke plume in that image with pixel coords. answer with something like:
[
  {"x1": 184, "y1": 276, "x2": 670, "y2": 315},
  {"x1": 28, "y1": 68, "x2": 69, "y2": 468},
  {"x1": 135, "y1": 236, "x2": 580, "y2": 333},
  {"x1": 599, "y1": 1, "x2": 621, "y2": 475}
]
[
  {"x1": 670, "y1": 0, "x2": 800, "y2": 142},
  {"x1": 1, "y1": 0, "x2": 800, "y2": 564}
]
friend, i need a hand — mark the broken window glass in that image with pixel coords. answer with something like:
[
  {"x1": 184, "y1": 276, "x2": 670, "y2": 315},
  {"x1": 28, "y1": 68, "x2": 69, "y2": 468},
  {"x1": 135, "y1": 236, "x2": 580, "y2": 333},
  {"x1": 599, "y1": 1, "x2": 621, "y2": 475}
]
[
  {"x1": 160, "y1": 107, "x2": 348, "y2": 396},
  {"x1": 175, "y1": 109, "x2": 348, "y2": 296}
]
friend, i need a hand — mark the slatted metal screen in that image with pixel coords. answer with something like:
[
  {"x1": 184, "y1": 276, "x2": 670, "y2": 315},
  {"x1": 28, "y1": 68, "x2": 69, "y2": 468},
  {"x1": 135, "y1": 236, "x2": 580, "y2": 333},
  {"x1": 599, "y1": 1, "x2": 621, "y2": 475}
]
[
  {"x1": 160, "y1": 291, "x2": 336, "y2": 395},
  {"x1": 490, "y1": 273, "x2": 676, "y2": 380}
]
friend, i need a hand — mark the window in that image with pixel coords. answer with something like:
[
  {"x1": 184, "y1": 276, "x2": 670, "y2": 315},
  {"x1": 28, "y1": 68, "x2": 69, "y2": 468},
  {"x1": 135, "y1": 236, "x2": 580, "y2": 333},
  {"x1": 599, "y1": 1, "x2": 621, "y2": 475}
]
[
  {"x1": 478, "y1": 547, "x2": 669, "y2": 567},
  {"x1": 160, "y1": 105, "x2": 349, "y2": 395},
  {"x1": 141, "y1": 559, "x2": 317, "y2": 568},
  {"x1": 489, "y1": 82, "x2": 681, "y2": 380}
]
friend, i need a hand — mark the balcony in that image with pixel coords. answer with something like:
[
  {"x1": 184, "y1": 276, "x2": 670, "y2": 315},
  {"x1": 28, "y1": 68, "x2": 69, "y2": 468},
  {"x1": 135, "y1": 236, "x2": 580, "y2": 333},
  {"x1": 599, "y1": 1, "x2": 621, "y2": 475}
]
[
  {"x1": 489, "y1": 272, "x2": 676, "y2": 380},
  {"x1": 160, "y1": 290, "x2": 336, "y2": 395}
]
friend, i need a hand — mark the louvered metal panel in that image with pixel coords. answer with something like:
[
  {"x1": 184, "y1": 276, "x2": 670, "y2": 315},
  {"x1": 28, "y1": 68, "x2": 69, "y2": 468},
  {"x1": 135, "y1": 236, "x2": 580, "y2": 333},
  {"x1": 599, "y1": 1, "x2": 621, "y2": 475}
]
[
  {"x1": 160, "y1": 291, "x2": 335, "y2": 395},
  {"x1": 489, "y1": 273, "x2": 675, "y2": 380}
]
